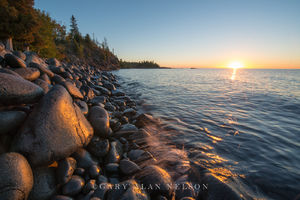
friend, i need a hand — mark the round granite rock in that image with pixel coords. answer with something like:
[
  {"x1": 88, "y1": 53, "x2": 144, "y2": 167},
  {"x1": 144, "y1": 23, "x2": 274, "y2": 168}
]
[
  {"x1": 4, "y1": 53, "x2": 26, "y2": 68},
  {"x1": 13, "y1": 67, "x2": 40, "y2": 81},
  {"x1": 88, "y1": 106, "x2": 110, "y2": 138},
  {"x1": 0, "y1": 153, "x2": 33, "y2": 200},
  {"x1": 11, "y1": 85, "x2": 93, "y2": 166},
  {"x1": 0, "y1": 73, "x2": 44, "y2": 105}
]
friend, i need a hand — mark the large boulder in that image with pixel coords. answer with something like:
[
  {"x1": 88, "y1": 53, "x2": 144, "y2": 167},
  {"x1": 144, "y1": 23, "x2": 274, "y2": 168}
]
[
  {"x1": 136, "y1": 165, "x2": 174, "y2": 198},
  {"x1": 0, "y1": 111, "x2": 27, "y2": 135},
  {"x1": 0, "y1": 153, "x2": 33, "y2": 200},
  {"x1": 11, "y1": 85, "x2": 93, "y2": 166},
  {"x1": 13, "y1": 67, "x2": 40, "y2": 81},
  {"x1": 0, "y1": 73, "x2": 44, "y2": 105},
  {"x1": 4, "y1": 53, "x2": 26, "y2": 68},
  {"x1": 88, "y1": 106, "x2": 110, "y2": 138}
]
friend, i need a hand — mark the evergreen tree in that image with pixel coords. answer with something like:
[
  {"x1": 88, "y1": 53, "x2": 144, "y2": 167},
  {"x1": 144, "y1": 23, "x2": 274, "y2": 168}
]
[
  {"x1": 70, "y1": 15, "x2": 79, "y2": 40},
  {"x1": 0, "y1": 0, "x2": 39, "y2": 50}
]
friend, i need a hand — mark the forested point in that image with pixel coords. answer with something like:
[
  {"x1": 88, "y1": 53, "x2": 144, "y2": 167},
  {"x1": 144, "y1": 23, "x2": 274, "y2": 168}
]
[{"x1": 119, "y1": 60, "x2": 160, "y2": 69}]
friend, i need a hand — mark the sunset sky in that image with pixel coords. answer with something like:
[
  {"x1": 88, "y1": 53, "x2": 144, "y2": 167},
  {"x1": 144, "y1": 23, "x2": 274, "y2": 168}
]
[{"x1": 35, "y1": 0, "x2": 300, "y2": 69}]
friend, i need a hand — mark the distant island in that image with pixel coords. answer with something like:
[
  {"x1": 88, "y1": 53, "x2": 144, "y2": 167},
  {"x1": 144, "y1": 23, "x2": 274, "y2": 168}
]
[{"x1": 119, "y1": 60, "x2": 161, "y2": 69}]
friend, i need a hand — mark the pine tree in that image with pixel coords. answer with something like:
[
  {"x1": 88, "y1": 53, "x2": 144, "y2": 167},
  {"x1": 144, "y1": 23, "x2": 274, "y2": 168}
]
[{"x1": 70, "y1": 15, "x2": 79, "y2": 40}]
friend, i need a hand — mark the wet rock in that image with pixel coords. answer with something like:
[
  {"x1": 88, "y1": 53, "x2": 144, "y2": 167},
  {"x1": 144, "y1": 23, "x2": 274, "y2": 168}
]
[
  {"x1": 89, "y1": 96, "x2": 106, "y2": 105},
  {"x1": 123, "y1": 108, "x2": 137, "y2": 117},
  {"x1": 62, "y1": 175, "x2": 85, "y2": 196},
  {"x1": 0, "y1": 111, "x2": 26, "y2": 135},
  {"x1": 175, "y1": 181, "x2": 196, "y2": 200},
  {"x1": 105, "y1": 163, "x2": 119, "y2": 173},
  {"x1": 119, "y1": 123, "x2": 138, "y2": 132},
  {"x1": 72, "y1": 148, "x2": 97, "y2": 169},
  {"x1": 135, "y1": 113, "x2": 155, "y2": 128},
  {"x1": 136, "y1": 165, "x2": 174, "y2": 198},
  {"x1": 60, "y1": 81, "x2": 83, "y2": 99},
  {"x1": 29, "y1": 62, "x2": 54, "y2": 78},
  {"x1": 119, "y1": 159, "x2": 141, "y2": 175},
  {"x1": 104, "y1": 102, "x2": 116, "y2": 111},
  {"x1": 75, "y1": 100, "x2": 88, "y2": 115},
  {"x1": 199, "y1": 173, "x2": 241, "y2": 200},
  {"x1": 34, "y1": 79, "x2": 52, "y2": 93},
  {"x1": 13, "y1": 67, "x2": 40, "y2": 81},
  {"x1": 4, "y1": 53, "x2": 26, "y2": 68},
  {"x1": 111, "y1": 89, "x2": 125, "y2": 96},
  {"x1": 51, "y1": 195, "x2": 73, "y2": 200},
  {"x1": 56, "y1": 157, "x2": 77, "y2": 184},
  {"x1": 88, "y1": 106, "x2": 110, "y2": 138},
  {"x1": 11, "y1": 85, "x2": 93, "y2": 166},
  {"x1": 106, "y1": 141, "x2": 123, "y2": 163},
  {"x1": 89, "y1": 165, "x2": 101, "y2": 178},
  {"x1": 87, "y1": 136, "x2": 110, "y2": 158},
  {"x1": 94, "y1": 86, "x2": 111, "y2": 96},
  {"x1": 103, "y1": 82, "x2": 116, "y2": 91},
  {"x1": 106, "y1": 179, "x2": 149, "y2": 200},
  {"x1": 13, "y1": 51, "x2": 26, "y2": 60},
  {"x1": 29, "y1": 167, "x2": 56, "y2": 200},
  {"x1": 128, "y1": 149, "x2": 146, "y2": 161},
  {"x1": 0, "y1": 73, "x2": 44, "y2": 105},
  {"x1": 0, "y1": 153, "x2": 33, "y2": 200}
]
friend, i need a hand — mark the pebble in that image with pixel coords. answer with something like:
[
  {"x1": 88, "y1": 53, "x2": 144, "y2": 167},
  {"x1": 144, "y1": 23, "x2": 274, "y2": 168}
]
[
  {"x1": 88, "y1": 106, "x2": 110, "y2": 138},
  {"x1": 56, "y1": 157, "x2": 77, "y2": 184},
  {"x1": 119, "y1": 159, "x2": 141, "y2": 175},
  {"x1": 87, "y1": 136, "x2": 110, "y2": 158},
  {"x1": 62, "y1": 175, "x2": 85, "y2": 196}
]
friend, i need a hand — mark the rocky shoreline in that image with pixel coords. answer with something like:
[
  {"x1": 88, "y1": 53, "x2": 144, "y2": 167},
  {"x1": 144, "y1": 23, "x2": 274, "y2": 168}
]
[
  {"x1": 0, "y1": 45, "x2": 201, "y2": 200},
  {"x1": 0, "y1": 45, "x2": 243, "y2": 200}
]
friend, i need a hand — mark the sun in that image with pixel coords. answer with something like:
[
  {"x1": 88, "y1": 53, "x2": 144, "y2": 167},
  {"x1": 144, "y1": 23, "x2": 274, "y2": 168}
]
[{"x1": 227, "y1": 61, "x2": 245, "y2": 69}]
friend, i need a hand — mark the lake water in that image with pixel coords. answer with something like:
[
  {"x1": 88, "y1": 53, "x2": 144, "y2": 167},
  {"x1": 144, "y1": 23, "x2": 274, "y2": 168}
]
[{"x1": 114, "y1": 68, "x2": 300, "y2": 200}]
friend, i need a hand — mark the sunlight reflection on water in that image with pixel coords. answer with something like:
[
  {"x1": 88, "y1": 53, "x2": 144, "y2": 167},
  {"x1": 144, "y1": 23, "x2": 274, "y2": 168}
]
[{"x1": 115, "y1": 68, "x2": 300, "y2": 199}]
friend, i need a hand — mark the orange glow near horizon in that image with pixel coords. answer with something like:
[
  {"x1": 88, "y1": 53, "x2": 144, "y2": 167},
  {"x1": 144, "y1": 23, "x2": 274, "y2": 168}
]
[{"x1": 158, "y1": 60, "x2": 300, "y2": 69}]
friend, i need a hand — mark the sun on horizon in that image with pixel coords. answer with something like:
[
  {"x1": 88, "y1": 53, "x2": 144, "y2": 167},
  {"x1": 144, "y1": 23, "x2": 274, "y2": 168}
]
[{"x1": 227, "y1": 61, "x2": 245, "y2": 69}]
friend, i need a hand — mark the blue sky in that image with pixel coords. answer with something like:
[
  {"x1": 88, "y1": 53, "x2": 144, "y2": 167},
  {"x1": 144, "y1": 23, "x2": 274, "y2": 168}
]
[{"x1": 35, "y1": 0, "x2": 300, "y2": 68}]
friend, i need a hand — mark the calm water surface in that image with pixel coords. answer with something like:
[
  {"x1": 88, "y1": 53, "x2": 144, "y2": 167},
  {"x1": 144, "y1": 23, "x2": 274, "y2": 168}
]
[{"x1": 114, "y1": 68, "x2": 300, "y2": 200}]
